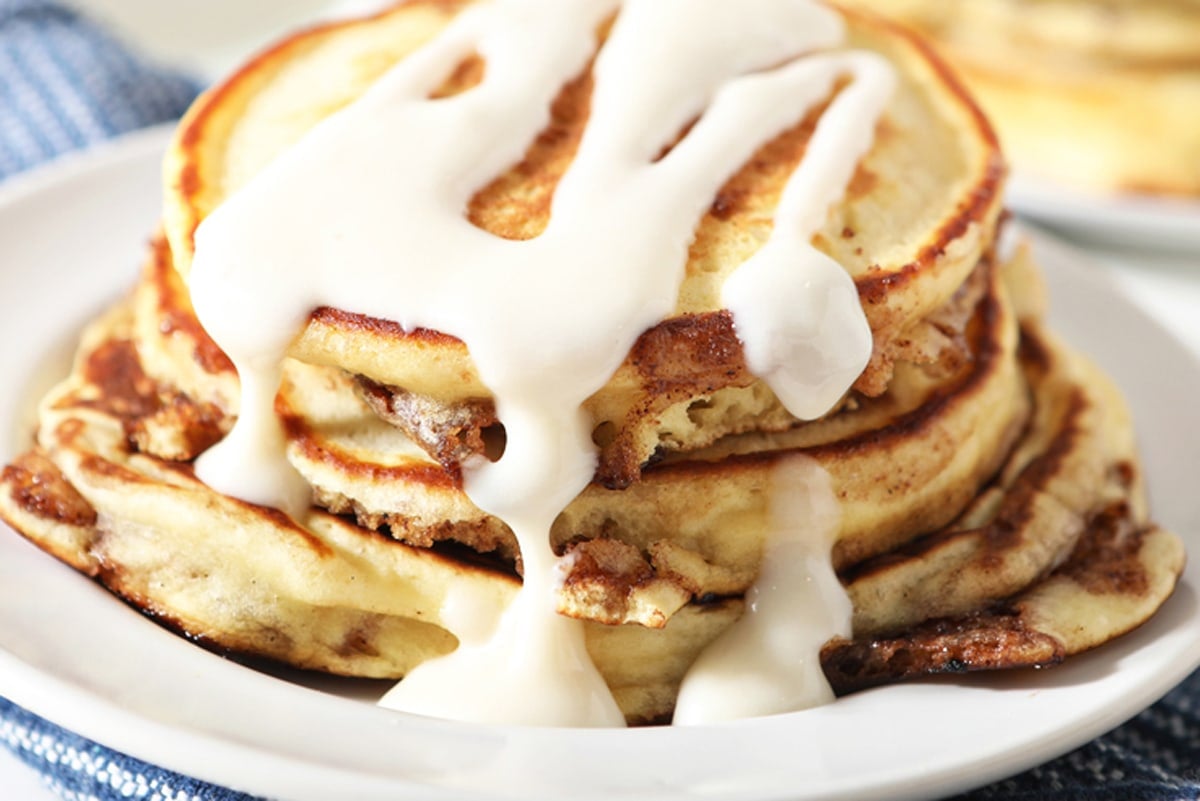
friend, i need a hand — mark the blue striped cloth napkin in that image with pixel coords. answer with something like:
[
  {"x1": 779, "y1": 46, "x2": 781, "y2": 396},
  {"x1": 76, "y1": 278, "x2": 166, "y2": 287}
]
[
  {"x1": 0, "y1": 0, "x2": 196, "y2": 177},
  {"x1": 0, "y1": 1, "x2": 1198, "y2": 799}
]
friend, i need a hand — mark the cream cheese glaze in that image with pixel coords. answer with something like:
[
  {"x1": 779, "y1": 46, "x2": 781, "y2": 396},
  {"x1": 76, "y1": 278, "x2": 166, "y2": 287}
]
[
  {"x1": 187, "y1": 0, "x2": 895, "y2": 726},
  {"x1": 673, "y1": 456, "x2": 849, "y2": 724}
]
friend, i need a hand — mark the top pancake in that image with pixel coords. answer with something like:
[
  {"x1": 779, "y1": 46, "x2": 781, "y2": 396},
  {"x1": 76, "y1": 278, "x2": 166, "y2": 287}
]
[{"x1": 162, "y1": 0, "x2": 1003, "y2": 481}]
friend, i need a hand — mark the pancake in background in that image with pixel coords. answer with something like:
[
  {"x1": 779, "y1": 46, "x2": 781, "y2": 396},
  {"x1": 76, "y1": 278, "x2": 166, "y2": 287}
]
[{"x1": 845, "y1": 0, "x2": 1200, "y2": 196}]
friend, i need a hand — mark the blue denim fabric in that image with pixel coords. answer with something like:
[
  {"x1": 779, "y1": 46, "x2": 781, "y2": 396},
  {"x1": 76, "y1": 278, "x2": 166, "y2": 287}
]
[{"x1": 0, "y1": 698, "x2": 265, "y2": 800}]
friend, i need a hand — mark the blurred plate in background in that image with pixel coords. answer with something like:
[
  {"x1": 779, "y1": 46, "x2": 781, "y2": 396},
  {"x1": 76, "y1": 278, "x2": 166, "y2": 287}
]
[{"x1": 1009, "y1": 173, "x2": 1200, "y2": 256}]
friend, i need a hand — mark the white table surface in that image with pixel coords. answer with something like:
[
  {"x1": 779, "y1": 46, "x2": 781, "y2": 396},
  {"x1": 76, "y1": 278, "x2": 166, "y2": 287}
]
[{"x1": 62, "y1": 0, "x2": 391, "y2": 80}]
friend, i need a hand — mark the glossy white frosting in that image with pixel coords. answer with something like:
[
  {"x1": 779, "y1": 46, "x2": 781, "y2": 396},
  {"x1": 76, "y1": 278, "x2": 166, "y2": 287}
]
[{"x1": 188, "y1": 0, "x2": 893, "y2": 726}]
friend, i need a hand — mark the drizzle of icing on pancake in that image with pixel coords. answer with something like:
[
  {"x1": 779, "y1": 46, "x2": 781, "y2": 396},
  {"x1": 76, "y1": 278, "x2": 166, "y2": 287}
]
[
  {"x1": 673, "y1": 455, "x2": 850, "y2": 724},
  {"x1": 187, "y1": 0, "x2": 894, "y2": 726}
]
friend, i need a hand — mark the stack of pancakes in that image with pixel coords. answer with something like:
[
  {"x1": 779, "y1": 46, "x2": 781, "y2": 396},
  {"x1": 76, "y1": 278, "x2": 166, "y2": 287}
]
[
  {"x1": 0, "y1": 0, "x2": 1185, "y2": 725},
  {"x1": 842, "y1": 0, "x2": 1200, "y2": 196}
]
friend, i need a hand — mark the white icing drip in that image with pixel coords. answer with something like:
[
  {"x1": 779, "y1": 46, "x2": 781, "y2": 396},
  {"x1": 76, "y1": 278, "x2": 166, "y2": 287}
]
[
  {"x1": 673, "y1": 456, "x2": 850, "y2": 724},
  {"x1": 379, "y1": 559, "x2": 622, "y2": 726},
  {"x1": 723, "y1": 53, "x2": 895, "y2": 420},
  {"x1": 187, "y1": 0, "x2": 895, "y2": 726}
]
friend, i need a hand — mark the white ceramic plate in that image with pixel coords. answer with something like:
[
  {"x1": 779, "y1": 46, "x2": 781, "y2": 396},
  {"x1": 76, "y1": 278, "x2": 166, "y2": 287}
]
[
  {"x1": 1008, "y1": 173, "x2": 1200, "y2": 254},
  {"x1": 0, "y1": 129, "x2": 1198, "y2": 801}
]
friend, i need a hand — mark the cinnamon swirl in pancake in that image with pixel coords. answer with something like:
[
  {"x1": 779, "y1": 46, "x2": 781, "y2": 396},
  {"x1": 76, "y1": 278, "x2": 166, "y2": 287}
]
[{"x1": 0, "y1": 0, "x2": 1185, "y2": 727}]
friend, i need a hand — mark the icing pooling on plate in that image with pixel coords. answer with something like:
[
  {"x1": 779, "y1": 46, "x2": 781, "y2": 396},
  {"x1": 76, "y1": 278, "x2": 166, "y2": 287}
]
[{"x1": 187, "y1": 0, "x2": 894, "y2": 726}]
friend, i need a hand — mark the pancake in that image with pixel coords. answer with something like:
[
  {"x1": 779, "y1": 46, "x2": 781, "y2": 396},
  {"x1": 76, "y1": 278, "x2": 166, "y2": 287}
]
[
  {"x1": 0, "y1": 240, "x2": 1184, "y2": 723},
  {"x1": 847, "y1": 0, "x2": 1200, "y2": 196},
  {"x1": 125, "y1": 240, "x2": 1027, "y2": 621},
  {"x1": 129, "y1": 235, "x2": 1018, "y2": 586},
  {"x1": 161, "y1": 0, "x2": 1005, "y2": 486},
  {"x1": 0, "y1": 0, "x2": 1184, "y2": 727}
]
